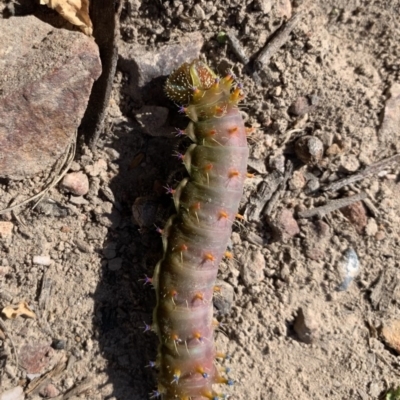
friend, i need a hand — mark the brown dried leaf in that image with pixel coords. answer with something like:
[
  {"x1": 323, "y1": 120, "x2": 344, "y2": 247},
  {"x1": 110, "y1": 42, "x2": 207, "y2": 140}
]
[
  {"x1": 40, "y1": 0, "x2": 93, "y2": 36},
  {"x1": 1, "y1": 301, "x2": 36, "y2": 319}
]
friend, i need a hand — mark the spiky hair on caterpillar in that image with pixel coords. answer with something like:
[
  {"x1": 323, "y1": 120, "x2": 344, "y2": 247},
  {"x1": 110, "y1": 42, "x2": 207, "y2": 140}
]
[{"x1": 146, "y1": 60, "x2": 248, "y2": 400}]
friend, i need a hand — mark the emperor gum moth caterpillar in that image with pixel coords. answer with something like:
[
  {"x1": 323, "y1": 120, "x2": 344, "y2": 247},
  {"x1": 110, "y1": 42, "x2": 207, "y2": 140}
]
[{"x1": 146, "y1": 60, "x2": 248, "y2": 400}]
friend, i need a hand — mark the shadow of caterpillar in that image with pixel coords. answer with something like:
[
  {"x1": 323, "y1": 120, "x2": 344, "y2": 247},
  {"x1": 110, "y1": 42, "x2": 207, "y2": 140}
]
[{"x1": 148, "y1": 60, "x2": 248, "y2": 400}]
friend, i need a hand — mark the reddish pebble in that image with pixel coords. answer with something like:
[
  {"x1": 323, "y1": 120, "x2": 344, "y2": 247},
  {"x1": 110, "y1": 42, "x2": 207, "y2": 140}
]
[
  {"x1": 381, "y1": 320, "x2": 400, "y2": 354},
  {"x1": 340, "y1": 201, "x2": 367, "y2": 234},
  {"x1": 270, "y1": 208, "x2": 300, "y2": 242},
  {"x1": 61, "y1": 172, "x2": 89, "y2": 196},
  {"x1": 19, "y1": 343, "x2": 54, "y2": 374},
  {"x1": 39, "y1": 383, "x2": 60, "y2": 398}
]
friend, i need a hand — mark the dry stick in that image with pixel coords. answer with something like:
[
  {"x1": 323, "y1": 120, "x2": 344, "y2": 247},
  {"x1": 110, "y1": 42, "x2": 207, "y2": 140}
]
[
  {"x1": 255, "y1": 11, "x2": 305, "y2": 73},
  {"x1": 297, "y1": 192, "x2": 367, "y2": 219},
  {"x1": 322, "y1": 153, "x2": 400, "y2": 193},
  {"x1": 226, "y1": 29, "x2": 261, "y2": 84},
  {"x1": 0, "y1": 130, "x2": 77, "y2": 215}
]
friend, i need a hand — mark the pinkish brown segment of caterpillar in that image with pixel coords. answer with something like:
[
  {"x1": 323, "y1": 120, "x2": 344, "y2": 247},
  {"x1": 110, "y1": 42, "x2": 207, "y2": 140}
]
[{"x1": 153, "y1": 60, "x2": 247, "y2": 399}]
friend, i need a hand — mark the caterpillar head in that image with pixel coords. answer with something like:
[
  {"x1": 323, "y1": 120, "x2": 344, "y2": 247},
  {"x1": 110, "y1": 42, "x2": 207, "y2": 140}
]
[{"x1": 165, "y1": 60, "x2": 217, "y2": 105}]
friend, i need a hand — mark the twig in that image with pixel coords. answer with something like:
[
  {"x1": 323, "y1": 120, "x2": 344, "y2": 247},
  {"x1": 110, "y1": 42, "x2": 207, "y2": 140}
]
[
  {"x1": 0, "y1": 130, "x2": 77, "y2": 215},
  {"x1": 226, "y1": 29, "x2": 261, "y2": 84},
  {"x1": 322, "y1": 153, "x2": 400, "y2": 193},
  {"x1": 297, "y1": 192, "x2": 367, "y2": 219},
  {"x1": 255, "y1": 11, "x2": 304, "y2": 73},
  {"x1": 226, "y1": 29, "x2": 250, "y2": 65}
]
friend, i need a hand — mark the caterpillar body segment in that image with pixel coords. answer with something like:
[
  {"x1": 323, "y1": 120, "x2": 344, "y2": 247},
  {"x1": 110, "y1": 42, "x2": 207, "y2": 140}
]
[{"x1": 152, "y1": 60, "x2": 248, "y2": 399}]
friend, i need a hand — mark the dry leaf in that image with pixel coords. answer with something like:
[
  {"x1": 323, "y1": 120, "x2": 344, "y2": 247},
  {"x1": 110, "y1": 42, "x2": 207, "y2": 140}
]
[
  {"x1": 2, "y1": 301, "x2": 36, "y2": 319},
  {"x1": 40, "y1": 0, "x2": 93, "y2": 36}
]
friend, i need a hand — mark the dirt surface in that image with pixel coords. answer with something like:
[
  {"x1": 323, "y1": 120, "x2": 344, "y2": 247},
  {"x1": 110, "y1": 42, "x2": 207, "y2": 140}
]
[{"x1": 1, "y1": 1, "x2": 400, "y2": 399}]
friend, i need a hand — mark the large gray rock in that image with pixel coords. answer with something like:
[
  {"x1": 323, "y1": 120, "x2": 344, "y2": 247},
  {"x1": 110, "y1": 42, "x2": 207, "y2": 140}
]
[{"x1": 0, "y1": 16, "x2": 101, "y2": 179}]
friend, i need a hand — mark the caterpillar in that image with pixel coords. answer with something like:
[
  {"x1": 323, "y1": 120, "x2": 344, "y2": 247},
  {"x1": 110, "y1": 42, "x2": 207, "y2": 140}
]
[{"x1": 148, "y1": 60, "x2": 248, "y2": 400}]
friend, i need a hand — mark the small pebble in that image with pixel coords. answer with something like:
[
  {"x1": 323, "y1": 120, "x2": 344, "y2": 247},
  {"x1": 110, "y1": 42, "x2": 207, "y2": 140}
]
[
  {"x1": 381, "y1": 320, "x2": 400, "y2": 354},
  {"x1": 0, "y1": 221, "x2": 13, "y2": 238},
  {"x1": 51, "y1": 339, "x2": 66, "y2": 350},
  {"x1": 295, "y1": 136, "x2": 323, "y2": 164},
  {"x1": 294, "y1": 307, "x2": 319, "y2": 344},
  {"x1": 193, "y1": 3, "x2": 206, "y2": 19},
  {"x1": 39, "y1": 383, "x2": 59, "y2": 398},
  {"x1": 365, "y1": 218, "x2": 378, "y2": 237},
  {"x1": 104, "y1": 147, "x2": 120, "y2": 161},
  {"x1": 340, "y1": 201, "x2": 367, "y2": 234},
  {"x1": 269, "y1": 208, "x2": 300, "y2": 242},
  {"x1": 32, "y1": 255, "x2": 52, "y2": 266},
  {"x1": 288, "y1": 170, "x2": 306, "y2": 190},
  {"x1": 289, "y1": 96, "x2": 310, "y2": 116},
  {"x1": 240, "y1": 249, "x2": 265, "y2": 286},
  {"x1": 69, "y1": 196, "x2": 89, "y2": 205},
  {"x1": 74, "y1": 239, "x2": 93, "y2": 253},
  {"x1": 340, "y1": 154, "x2": 360, "y2": 173},
  {"x1": 61, "y1": 172, "x2": 89, "y2": 196},
  {"x1": 85, "y1": 159, "x2": 107, "y2": 177},
  {"x1": 0, "y1": 386, "x2": 24, "y2": 400}
]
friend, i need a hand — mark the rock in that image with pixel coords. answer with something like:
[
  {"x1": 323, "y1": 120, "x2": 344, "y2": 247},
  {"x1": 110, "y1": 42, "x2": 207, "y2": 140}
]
[
  {"x1": 39, "y1": 384, "x2": 60, "y2": 398},
  {"x1": 61, "y1": 172, "x2": 90, "y2": 196},
  {"x1": 313, "y1": 220, "x2": 330, "y2": 238},
  {"x1": 104, "y1": 147, "x2": 120, "y2": 161},
  {"x1": 325, "y1": 143, "x2": 342, "y2": 156},
  {"x1": 340, "y1": 201, "x2": 367, "y2": 234},
  {"x1": 340, "y1": 154, "x2": 360, "y2": 173},
  {"x1": 269, "y1": 154, "x2": 285, "y2": 174},
  {"x1": 294, "y1": 307, "x2": 319, "y2": 344},
  {"x1": 19, "y1": 343, "x2": 54, "y2": 374},
  {"x1": 295, "y1": 136, "x2": 324, "y2": 165},
  {"x1": 381, "y1": 320, "x2": 400, "y2": 354},
  {"x1": 255, "y1": 0, "x2": 272, "y2": 14},
  {"x1": 240, "y1": 249, "x2": 265, "y2": 286},
  {"x1": 0, "y1": 222, "x2": 13, "y2": 238},
  {"x1": 213, "y1": 279, "x2": 234, "y2": 316},
  {"x1": 365, "y1": 218, "x2": 378, "y2": 237},
  {"x1": 119, "y1": 32, "x2": 204, "y2": 88},
  {"x1": 69, "y1": 196, "x2": 90, "y2": 206},
  {"x1": 0, "y1": 16, "x2": 101, "y2": 179},
  {"x1": 132, "y1": 197, "x2": 159, "y2": 228},
  {"x1": 0, "y1": 386, "x2": 24, "y2": 400},
  {"x1": 133, "y1": 106, "x2": 171, "y2": 137},
  {"x1": 276, "y1": 0, "x2": 292, "y2": 18},
  {"x1": 51, "y1": 339, "x2": 66, "y2": 350},
  {"x1": 288, "y1": 170, "x2": 306, "y2": 190},
  {"x1": 288, "y1": 97, "x2": 311, "y2": 116},
  {"x1": 193, "y1": 4, "x2": 206, "y2": 19},
  {"x1": 32, "y1": 255, "x2": 52, "y2": 266},
  {"x1": 108, "y1": 257, "x2": 122, "y2": 271},
  {"x1": 270, "y1": 208, "x2": 300, "y2": 241},
  {"x1": 85, "y1": 159, "x2": 108, "y2": 177},
  {"x1": 74, "y1": 239, "x2": 93, "y2": 253}
]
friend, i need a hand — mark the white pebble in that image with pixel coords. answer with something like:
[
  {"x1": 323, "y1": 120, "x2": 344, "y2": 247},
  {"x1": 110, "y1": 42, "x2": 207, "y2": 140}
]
[
  {"x1": 61, "y1": 172, "x2": 89, "y2": 196},
  {"x1": 0, "y1": 386, "x2": 24, "y2": 400},
  {"x1": 32, "y1": 255, "x2": 52, "y2": 266}
]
